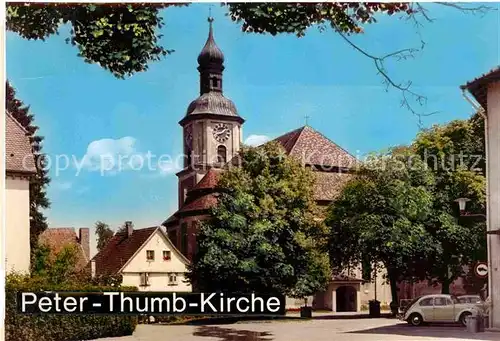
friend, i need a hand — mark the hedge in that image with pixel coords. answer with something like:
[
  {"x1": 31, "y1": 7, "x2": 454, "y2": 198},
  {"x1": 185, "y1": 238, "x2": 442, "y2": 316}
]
[{"x1": 5, "y1": 274, "x2": 138, "y2": 341}]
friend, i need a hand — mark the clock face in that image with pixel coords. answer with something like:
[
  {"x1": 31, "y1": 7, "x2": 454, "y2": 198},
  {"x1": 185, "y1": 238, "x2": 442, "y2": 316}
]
[{"x1": 213, "y1": 123, "x2": 230, "y2": 143}]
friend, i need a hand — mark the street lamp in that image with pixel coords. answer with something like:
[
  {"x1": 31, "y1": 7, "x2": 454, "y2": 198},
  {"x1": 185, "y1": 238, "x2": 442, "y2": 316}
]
[{"x1": 455, "y1": 198, "x2": 471, "y2": 216}]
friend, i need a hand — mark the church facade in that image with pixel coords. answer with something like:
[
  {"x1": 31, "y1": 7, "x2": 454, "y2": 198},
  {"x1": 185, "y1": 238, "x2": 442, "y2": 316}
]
[{"x1": 163, "y1": 18, "x2": 392, "y2": 312}]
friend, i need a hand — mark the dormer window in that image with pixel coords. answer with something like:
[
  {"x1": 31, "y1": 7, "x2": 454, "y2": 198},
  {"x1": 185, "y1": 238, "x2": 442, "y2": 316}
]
[{"x1": 146, "y1": 250, "x2": 155, "y2": 261}]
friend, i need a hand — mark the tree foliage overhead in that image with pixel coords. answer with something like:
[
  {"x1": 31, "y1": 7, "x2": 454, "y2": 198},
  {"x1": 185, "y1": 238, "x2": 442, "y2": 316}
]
[
  {"x1": 6, "y1": 82, "x2": 50, "y2": 250},
  {"x1": 7, "y1": 3, "x2": 185, "y2": 78},
  {"x1": 226, "y1": 3, "x2": 412, "y2": 37},
  {"x1": 188, "y1": 142, "x2": 330, "y2": 297}
]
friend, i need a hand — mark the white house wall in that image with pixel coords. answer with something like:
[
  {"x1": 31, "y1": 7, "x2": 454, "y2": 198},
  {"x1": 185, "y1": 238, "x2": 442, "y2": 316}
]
[
  {"x1": 121, "y1": 229, "x2": 191, "y2": 292},
  {"x1": 5, "y1": 177, "x2": 31, "y2": 273}
]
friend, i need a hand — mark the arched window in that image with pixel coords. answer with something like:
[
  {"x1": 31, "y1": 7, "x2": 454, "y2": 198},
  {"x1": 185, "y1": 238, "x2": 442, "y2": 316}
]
[{"x1": 217, "y1": 145, "x2": 227, "y2": 164}]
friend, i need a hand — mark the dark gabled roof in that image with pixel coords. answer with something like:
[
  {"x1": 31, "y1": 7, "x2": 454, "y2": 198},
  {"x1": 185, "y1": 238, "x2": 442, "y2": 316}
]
[
  {"x1": 273, "y1": 125, "x2": 357, "y2": 169},
  {"x1": 461, "y1": 66, "x2": 500, "y2": 110},
  {"x1": 6, "y1": 112, "x2": 36, "y2": 175},
  {"x1": 91, "y1": 227, "x2": 158, "y2": 275}
]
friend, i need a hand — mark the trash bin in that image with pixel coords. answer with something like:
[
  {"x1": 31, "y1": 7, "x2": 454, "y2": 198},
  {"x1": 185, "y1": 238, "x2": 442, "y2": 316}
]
[
  {"x1": 369, "y1": 300, "x2": 381, "y2": 318},
  {"x1": 466, "y1": 316, "x2": 478, "y2": 333}
]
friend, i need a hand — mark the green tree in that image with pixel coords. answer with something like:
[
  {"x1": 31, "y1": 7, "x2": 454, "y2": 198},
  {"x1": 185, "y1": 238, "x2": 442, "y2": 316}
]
[
  {"x1": 412, "y1": 113, "x2": 486, "y2": 293},
  {"x1": 6, "y1": 82, "x2": 50, "y2": 250},
  {"x1": 95, "y1": 221, "x2": 114, "y2": 252},
  {"x1": 31, "y1": 244, "x2": 79, "y2": 285},
  {"x1": 188, "y1": 142, "x2": 330, "y2": 296},
  {"x1": 327, "y1": 150, "x2": 436, "y2": 307}
]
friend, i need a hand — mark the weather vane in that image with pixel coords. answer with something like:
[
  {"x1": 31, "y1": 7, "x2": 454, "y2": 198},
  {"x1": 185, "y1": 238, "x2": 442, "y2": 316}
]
[
  {"x1": 304, "y1": 115, "x2": 310, "y2": 126},
  {"x1": 208, "y1": 4, "x2": 213, "y2": 20}
]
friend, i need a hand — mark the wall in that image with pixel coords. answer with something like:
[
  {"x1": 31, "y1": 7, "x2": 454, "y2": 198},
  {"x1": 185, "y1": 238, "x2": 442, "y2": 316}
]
[
  {"x1": 487, "y1": 81, "x2": 500, "y2": 329},
  {"x1": 5, "y1": 177, "x2": 30, "y2": 273},
  {"x1": 121, "y1": 229, "x2": 191, "y2": 292}
]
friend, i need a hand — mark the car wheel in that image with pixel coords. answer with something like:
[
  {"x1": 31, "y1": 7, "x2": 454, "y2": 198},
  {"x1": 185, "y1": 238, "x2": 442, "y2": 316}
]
[
  {"x1": 460, "y1": 312, "x2": 472, "y2": 327},
  {"x1": 408, "y1": 313, "x2": 424, "y2": 326}
]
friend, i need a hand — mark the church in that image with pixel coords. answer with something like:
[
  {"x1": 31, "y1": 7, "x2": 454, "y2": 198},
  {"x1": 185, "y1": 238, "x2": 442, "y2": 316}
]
[{"x1": 163, "y1": 17, "x2": 392, "y2": 312}]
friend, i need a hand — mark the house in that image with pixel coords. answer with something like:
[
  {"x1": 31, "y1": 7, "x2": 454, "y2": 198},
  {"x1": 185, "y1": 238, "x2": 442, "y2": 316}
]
[
  {"x1": 162, "y1": 17, "x2": 392, "y2": 312},
  {"x1": 91, "y1": 224, "x2": 191, "y2": 292},
  {"x1": 5, "y1": 111, "x2": 36, "y2": 273},
  {"x1": 38, "y1": 228, "x2": 90, "y2": 270},
  {"x1": 461, "y1": 67, "x2": 500, "y2": 330}
]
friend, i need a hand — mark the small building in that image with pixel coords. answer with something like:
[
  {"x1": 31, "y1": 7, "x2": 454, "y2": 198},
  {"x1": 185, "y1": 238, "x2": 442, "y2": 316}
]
[
  {"x1": 38, "y1": 228, "x2": 90, "y2": 270},
  {"x1": 91, "y1": 225, "x2": 191, "y2": 292},
  {"x1": 5, "y1": 111, "x2": 36, "y2": 273}
]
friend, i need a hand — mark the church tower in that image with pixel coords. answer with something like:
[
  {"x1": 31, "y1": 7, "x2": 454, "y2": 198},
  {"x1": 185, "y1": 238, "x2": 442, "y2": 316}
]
[{"x1": 176, "y1": 17, "x2": 244, "y2": 208}]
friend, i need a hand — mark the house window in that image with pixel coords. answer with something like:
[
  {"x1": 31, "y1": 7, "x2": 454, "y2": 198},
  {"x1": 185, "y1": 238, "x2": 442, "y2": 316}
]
[
  {"x1": 168, "y1": 273, "x2": 178, "y2": 286},
  {"x1": 217, "y1": 145, "x2": 227, "y2": 163},
  {"x1": 181, "y1": 223, "x2": 188, "y2": 255},
  {"x1": 146, "y1": 250, "x2": 155, "y2": 261},
  {"x1": 163, "y1": 250, "x2": 171, "y2": 261},
  {"x1": 140, "y1": 273, "x2": 150, "y2": 286}
]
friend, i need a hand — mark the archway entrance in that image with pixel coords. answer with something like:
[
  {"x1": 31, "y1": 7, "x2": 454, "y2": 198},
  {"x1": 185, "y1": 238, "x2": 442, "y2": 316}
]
[{"x1": 336, "y1": 286, "x2": 357, "y2": 312}]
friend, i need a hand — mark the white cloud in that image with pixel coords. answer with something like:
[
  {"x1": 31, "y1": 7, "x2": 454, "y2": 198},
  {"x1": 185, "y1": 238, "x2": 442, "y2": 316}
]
[
  {"x1": 244, "y1": 134, "x2": 271, "y2": 147},
  {"x1": 76, "y1": 137, "x2": 140, "y2": 175}
]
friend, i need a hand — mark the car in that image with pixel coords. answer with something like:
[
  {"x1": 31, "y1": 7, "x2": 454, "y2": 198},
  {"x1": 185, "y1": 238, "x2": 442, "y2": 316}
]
[{"x1": 400, "y1": 294, "x2": 478, "y2": 327}]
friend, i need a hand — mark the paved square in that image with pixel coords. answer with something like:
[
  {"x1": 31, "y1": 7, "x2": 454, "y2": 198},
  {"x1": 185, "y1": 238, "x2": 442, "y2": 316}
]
[{"x1": 92, "y1": 318, "x2": 500, "y2": 341}]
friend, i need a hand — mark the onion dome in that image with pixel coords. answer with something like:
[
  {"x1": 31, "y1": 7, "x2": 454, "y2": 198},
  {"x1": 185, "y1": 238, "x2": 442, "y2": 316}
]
[{"x1": 197, "y1": 17, "x2": 224, "y2": 67}]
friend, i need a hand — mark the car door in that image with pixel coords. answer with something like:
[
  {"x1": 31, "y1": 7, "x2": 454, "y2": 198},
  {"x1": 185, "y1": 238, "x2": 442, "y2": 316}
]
[
  {"x1": 417, "y1": 297, "x2": 435, "y2": 321},
  {"x1": 433, "y1": 296, "x2": 455, "y2": 322}
]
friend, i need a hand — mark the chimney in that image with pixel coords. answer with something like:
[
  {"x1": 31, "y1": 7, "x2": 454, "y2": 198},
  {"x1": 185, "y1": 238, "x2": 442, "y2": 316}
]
[
  {"x1": 125, "y1": 221, "x2": 133, "y2": 237},
  {"x1": 79, "y1": 228, "x2": 90, "y2": 260},
  {"x1": 91, "y1": 260, "x2": 96, "y2": 278}
]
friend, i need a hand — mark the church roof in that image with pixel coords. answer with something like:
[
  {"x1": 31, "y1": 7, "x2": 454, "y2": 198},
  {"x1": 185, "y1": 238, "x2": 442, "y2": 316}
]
[
  {"x1": 6, "y1": 111, "x2": 36, "y2": 175},
  {"x1": 461, "y1": 66, "x2": 500, "y2": 110},
  {"x1": 197, "y1": 17, "x2": 224, "y2": 67},
  {"x1": 273, "y1": 125, "x2": 357, "y2": 170},
  {"x1": 178, "y1": 193, "x2": 218, "y2": 214},
  {"x1": 184, "y1": 92, "x2": 240, "y2": 119},
  {"x1": 192, "y1": 168, "x2": 221, "y2": 191}
]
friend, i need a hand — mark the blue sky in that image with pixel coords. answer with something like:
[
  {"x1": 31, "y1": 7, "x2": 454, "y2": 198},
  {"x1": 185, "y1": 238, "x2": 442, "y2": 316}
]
[{"x1": 6, "y1": 3, "x2": 499, "y2": 255}]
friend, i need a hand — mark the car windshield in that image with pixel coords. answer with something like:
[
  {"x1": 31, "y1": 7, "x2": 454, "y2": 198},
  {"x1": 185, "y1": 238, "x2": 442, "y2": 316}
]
[
  {"x1": 450, "y1": 295, "x2": 459, "y2": 304},
  {"x1": 403, "y1": 296, "x2": 422, "y2": 311}
]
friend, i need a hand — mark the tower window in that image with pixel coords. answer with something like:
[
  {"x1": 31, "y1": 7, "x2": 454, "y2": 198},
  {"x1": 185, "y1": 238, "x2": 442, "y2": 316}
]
[
  {"x1": 217, "y1": 145, "x2": 227, "y2": 164},
  {"x1": 212, "y1": 78, "x2": 218, "y2": 88}
]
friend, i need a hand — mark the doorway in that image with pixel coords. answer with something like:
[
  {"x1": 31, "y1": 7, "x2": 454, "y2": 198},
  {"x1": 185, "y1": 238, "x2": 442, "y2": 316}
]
[{"x1": 336, "y1": 286, "x2": 357, "y2": 312}]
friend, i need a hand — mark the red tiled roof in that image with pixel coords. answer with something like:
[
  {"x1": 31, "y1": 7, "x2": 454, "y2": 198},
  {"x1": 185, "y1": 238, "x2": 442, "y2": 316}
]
[
  {"x1": 461, "y1": 66, "x2": 500, "y2": 110},
  {"x1": 273, "y1": 126, "x2": 357, "y2": 169},
  {"x1": 39, "y1": 228, "x2": 89, "y2": 270},
  {"x1": 192, "y1": 168, "x2": 221, "y2": 191},
  {"x1": 313, "y1": 172, "x2": 353, "y2": 202},
  {"x1": 6, "y1": 112, "x2": 36, "y2": 174},
  {"x1": 179, "y1": 194, "x2": 218, "y2": 214},
  {"x1": 91, "y1": 227, "x2": 158, "y2": 275}
]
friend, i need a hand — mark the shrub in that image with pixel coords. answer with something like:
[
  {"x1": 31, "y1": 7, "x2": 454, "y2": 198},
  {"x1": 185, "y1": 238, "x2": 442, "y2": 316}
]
[{"x1": 5, "y1": 273, "x2": 138, "y2": 341}]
